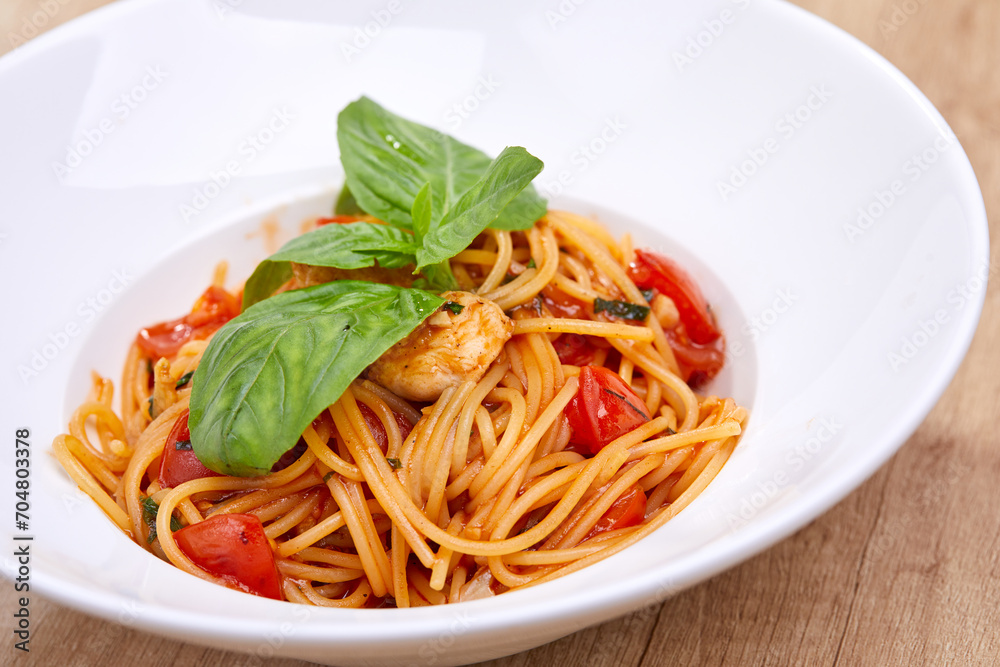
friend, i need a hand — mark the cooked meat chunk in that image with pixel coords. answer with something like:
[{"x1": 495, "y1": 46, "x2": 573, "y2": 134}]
[
  {"x1": 291, "y1": 262, "x2": 414, "y2": 289},
  {"x1": 367, "y1": 291, "x2": 513, "y2": 402}
]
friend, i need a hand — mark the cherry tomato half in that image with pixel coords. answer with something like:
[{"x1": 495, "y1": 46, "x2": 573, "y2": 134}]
[
  {"x1": 586, "y1": 485, "x2": 647, "y2": 540},
  {"x1": 553, "y1": 333, "x2": 598, "y2": 367},
  {"x1": 174, "y1": 513, "x2": 282, "y2": 600},
  {"x1": 137, "y1": 285, "x2": 240, "y2": 359},
  {"x1": 565, "y1": 366, "x2": 652, "y2": 456},
  {"x1": 541, "y1": 284, "x2": 587, "y2": 319},
  {"x1": 665, "y1": 324, "x2": 726, "y2": 388},
  {"x1": 158, "y1": 409, "x2": 222, "y2": 488},
  {"x1": 627, "y1": 249, "x2": 721, "y2": 345}
]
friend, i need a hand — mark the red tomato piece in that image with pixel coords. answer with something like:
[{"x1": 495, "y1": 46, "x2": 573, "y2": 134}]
[
  {"x1": 174, "y1": 514, "x2": 282, "y2": 600},
  {"x1": 136, "y1": 285, "x2": 240, "y2": 359},
  {"x1": 587, "y1": 485, "x2": 647, "y2": 540},
  {"x1": 553, "y1": 333, "x2": 598, "y2": 367},
  {"x1": 187, "y1": 286, "x2": 240, "y2": 328},
  {"x1": 158, "y1": 409, "x2": 222, "y2": 488},
  {"x1": 317, "y1": 215, "x2": 362, "y2": 225},
  {"x1": 565, "y1": 366, "x2": 652, "y2": 456},
  {"x1": 627, "y1": 249, "x2": 721, "y2": 345},
  {"x1": 541, "y1": 284, "x2": 587, "y2": 319},
  {"x1": 136, "y1": 318, "x2": 192, "y2": 359},
  {"x1": 665, "y1": 325, "x2": 726, "y2": 388}
]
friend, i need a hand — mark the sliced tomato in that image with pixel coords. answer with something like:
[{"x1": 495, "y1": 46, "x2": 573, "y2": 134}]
[
  {"x1": 586, "y1": 485, "x2": 647, "y2": 540},
  {"x1": 158, "y1": 409, "x2": 222, "y2": 488},
  {"x1": 137, "y1": 285, "x2": 240, "y2": 358},
  {"x1": 541, "y1": 284, "x2": 587, "y2": 319},
  {"x1": 317, "y1": 215, "x2": 362, "y2": 225},
  {"x1": 174, "y1": 514, "x2": 282, "y2": 600},
  {"x1": 187, "y1": 286, "x2": 239, "y2": 327},
  {"x1": 136, "y1": 318, "x2": 192, "y2": 360},
  {"x1": 565, "y1": 366, "x2": 652, "y2": 456},
  {"x1": 665, "y1": 324, "x2": 726, "y2": 388},
  {"x1": 553, "y1": 333, "x2": 598, "y2": 367},
  {"x1": 627, "y1": 249, "x2": 720, "y2": 345}
]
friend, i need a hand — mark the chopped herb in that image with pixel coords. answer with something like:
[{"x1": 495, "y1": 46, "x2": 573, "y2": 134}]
[
  {"x1": 666, "y1": 427, "x2": 677, "y2": 435},
  {"x1": 323, "y1": 472, "x2": 334, "y2": 482},
  {"x1": 593, "y1": 297, "x2": 650, "y2": 321},
  {"x1": 174, "y1": 439, "x2": 193, "y2": 451},
  {"x1": 145, "y1": 359, "x2": 154, "y2": 375},
  {"x1": 641, "y1": 289, "x2": 655, "y2": 303},
  {"x1": 526, "y1": 258, "x2": 536, "y2": 269},
  {"x1": 175, "y1": 371, "x2": 194, "y2": 389},
  {"x1": 146, "y1": 396, "x2": 154, "y2": 418},
  {"x1": 386, "y1": 458, "x2": 403, "y2": 470},
  {"x1": 443, "y1": 301, "x2": 464, "y2": 315},
  {"x1": 601, "y1": 387, "x2": 648, "y2": 419},
  {"x1": 141, "y1": 496, "x2": 181, "y2": 544}
]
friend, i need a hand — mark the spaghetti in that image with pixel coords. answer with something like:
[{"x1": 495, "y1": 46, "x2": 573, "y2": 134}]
[{"x1": 53, "y1": 209, "x2": 746, "y2": 607}]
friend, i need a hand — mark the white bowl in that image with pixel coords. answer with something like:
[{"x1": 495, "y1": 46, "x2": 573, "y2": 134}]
[{"x1": 0, "y1": 0, "x2": 987, "y2": 665}]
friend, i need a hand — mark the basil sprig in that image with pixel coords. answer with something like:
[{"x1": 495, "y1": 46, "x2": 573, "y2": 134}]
[
  {"x1": 190, "y1": 97, "x2": 546, "y2": 476},
  {"x1": 337, "y1": 96, "x2": 546, "y2": 233},
  {"x1": 243, "y1": 98, "x2": 545, "y2": 307}
]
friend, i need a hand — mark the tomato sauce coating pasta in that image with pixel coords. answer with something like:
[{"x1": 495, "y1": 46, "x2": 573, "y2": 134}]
[{"x1": 53, "y1": 210, "x2": 746, "y2": 607}]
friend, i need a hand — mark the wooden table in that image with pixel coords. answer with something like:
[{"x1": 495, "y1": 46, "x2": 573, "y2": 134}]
[{"x1": 3, "y1": 1, "x2": 997, "y2": 664}]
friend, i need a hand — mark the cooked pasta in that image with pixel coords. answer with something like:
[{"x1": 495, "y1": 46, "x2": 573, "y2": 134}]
[{"x1": 53, "y1": 209, "x2": 745, "y2": 608}]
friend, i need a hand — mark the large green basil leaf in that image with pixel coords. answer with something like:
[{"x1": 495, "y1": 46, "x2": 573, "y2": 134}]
[
  {"x1": 190, "y1": 281, "x2": 445, "y2": 476},
  {"x1": 337, "y1": 97, "x2": 546, "y2": 232},
  {"x1": 241, "y1": 260, "x2": 293, "y2": 311},
  {"x1": 334, "y1": 185, "x2": 364, "y2": 216},
  {"x1": 416, "y1": 147, "x2": 543, "y2": 271},
  {"x1": 241, "y1": 222, "x2": 420, "y2": 310}
]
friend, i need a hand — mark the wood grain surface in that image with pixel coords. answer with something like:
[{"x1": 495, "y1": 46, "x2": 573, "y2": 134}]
[{"x1": 2, "y1": 1, "x2": 997, "y2": 665}]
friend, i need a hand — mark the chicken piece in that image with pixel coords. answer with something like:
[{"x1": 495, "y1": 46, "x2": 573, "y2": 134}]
[
  {"x1": 291, "y1": 262, "x2": 414, "y2": 289},
  {"x1": 367, "y1": 291, "x2": 513, "y2": 402}
]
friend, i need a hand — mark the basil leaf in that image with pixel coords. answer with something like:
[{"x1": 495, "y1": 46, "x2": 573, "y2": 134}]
[
  {"x1": 411, "y1": 182, "x2": 433, "y2": 242},
  {"x1": 415, "y1": 147, "x2": 544, "y2": 271},
  {"x1": 337, "y1": 97, "x2": 545, "y2": 232},
  {"x1": 490, "y1": 191, "x2": 547, "y2": 231},
  {"x1": 190, "y1": 281, "x2": 444, "y2": 476},
  {"x1": 241, "y1": 223, "x2": 420, "y2": 310},
  {"x1": 141, "y1": 496, "x2": 181, "y2": 543},
  {"x1": 414, "y1": 261, "x2": 459, "y2": 292},
  {"x1": 334, "y1": 185, "x2": 364, "y2": 216},
  {"x1": 175, "y1": 371, "x2": 194, "y2": 389},
  {"x1": 242, "y1": 260, "x2": 293, "y2": 311},
  {"x1": 270, "y1": 222, "x2": 418, "y2": 269},
  {"x1": 593, "y1": 297, "x2": 651, "y2": 321}
]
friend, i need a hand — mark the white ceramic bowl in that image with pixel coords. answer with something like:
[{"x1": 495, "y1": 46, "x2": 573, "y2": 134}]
[{"x1": 0, "y1": 1, "x2": 987, "y2": 665}]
